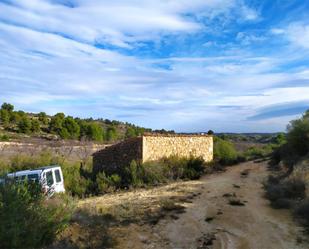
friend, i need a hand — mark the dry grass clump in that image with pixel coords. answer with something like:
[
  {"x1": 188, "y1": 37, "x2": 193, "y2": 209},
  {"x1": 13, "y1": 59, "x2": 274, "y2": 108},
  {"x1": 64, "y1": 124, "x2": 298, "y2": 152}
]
[
  {"x1": 160, "y1": 199, "x2": 186, "y2": 214},
  {"x1": 228, "y1": 198, "x2": 245, "y2": 206},
  {"x1": 264, "y1": 176, "x2": 306, "y2": 209},
  {"x1": 294, "y1": 198, "x2": 309, "y2": 229}
]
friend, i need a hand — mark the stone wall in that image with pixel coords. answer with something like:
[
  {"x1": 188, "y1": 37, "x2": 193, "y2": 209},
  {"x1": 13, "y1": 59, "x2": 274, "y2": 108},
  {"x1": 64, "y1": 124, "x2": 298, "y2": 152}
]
[
  {"x1": 142, "y1": 134, "x2": 213, "y2": 163},
  {"x1": 92, "y1": 137, "x2": 142, "y2": 176},
  {"x1": 92, "y1": 134, "x2": 213, "y2": 176}
]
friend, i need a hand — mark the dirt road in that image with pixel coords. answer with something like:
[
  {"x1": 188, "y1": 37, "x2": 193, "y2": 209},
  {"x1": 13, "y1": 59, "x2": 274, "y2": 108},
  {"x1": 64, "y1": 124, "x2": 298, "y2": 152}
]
[
  {"x1": 156, "y1": 161, "x2": 309, "y2": 249},
  {"x1": 110, "y1": 161, "x2": 308, "y2": 249},
  {"x1": 67, "y1": 161, "x2": 309, "y2": 249}
]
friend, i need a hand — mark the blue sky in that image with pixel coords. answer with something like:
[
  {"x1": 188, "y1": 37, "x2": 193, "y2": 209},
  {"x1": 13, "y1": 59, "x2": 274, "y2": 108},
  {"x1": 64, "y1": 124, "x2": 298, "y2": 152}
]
[{"x1": 0, "y1": 0, "x2": 309, "y2": 132}]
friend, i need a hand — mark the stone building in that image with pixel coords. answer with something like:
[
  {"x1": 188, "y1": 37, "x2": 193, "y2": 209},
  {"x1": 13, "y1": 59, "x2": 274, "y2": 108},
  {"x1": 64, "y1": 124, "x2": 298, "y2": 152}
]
[{"x1": 92, "y1": 133, "x2": 213, "y2": 175}]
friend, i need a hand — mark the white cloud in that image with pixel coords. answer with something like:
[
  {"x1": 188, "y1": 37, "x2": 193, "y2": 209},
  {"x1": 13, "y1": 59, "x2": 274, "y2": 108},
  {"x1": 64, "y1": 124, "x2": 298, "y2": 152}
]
[
  {"x1": 286, "y1": 23, "x2": 309, "y2": 49},
  {"x1": 0, "y1": 0, "x2": 259, "y2": 48},
  {"x1": 240, "y1": 4, "x2": 259, "y2": 21},
  {"x1": 0, "y1": 1, "x2": 308, "y2": 132},
  {"x1": 272, "y1": 22, "x2": 309, "y2": 49},
  {"x1": 1, "y1": 18, "x2": 306, "y2": 131},
  {"x1": 236, "y1": 32, "x2": 266, "y2": 45},
  {"x1": 271, "y1": 28, "x2": 285, "y2": 35}
]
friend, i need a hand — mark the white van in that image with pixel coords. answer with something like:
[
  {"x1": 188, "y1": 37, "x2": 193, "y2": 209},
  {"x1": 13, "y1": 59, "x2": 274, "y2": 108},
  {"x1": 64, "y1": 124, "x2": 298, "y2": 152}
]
[{"x1": 6, "y1": 165, "x2": 65, "y2": 196}]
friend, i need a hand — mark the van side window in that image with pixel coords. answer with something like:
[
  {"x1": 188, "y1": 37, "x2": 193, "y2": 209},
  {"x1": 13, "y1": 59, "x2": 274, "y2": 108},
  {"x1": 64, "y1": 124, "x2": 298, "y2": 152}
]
[
  {"x1": 54, "y1": 169, "x2": 61, "y2": 183},
  {"x1": 28, "y1": 174, "x2": 39, "y2": 183},
  {"x1": 46, "y1": 171, "x2": 54, "y2": 187}
]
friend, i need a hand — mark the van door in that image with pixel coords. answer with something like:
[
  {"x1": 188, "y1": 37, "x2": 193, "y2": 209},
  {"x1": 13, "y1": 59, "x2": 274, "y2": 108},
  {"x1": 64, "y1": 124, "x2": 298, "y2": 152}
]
[
  {"x1": 52, "y1": 168, "x2": 65, "y2": 193},
  {"x1": 44, "y1": 169, "x2": 55, "y2": 196}
]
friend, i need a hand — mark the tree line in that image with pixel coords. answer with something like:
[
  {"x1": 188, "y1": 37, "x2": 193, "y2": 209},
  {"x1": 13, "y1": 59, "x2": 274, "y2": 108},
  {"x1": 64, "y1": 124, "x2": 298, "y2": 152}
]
[{"x1": 0, "y1": 102, "x2": 175, "y2": 142}]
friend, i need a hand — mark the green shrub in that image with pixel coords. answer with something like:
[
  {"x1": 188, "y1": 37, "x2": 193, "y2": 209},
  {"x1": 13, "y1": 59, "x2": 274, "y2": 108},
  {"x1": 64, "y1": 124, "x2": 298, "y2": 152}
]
[
  {"x1": 0, "y1": 182, "x2": 74, "y2": 249},
  {"x1": 96, "y1": 172, "x2": 110, "y2": 193},
  {"x1": 142, "y1": 161, "x2": 167, "y2": 184},
  {"x1": 287, "y1": 112, "x2": 309, "y2": 157},
  {"x1": 125, "y1": 127, "x2": 137, "y2": 138},
  {"x1": 62, "y1": 163, "x2": 91, "y2": 197},
  {"x1": 109, "y1": 174, "x2": 122, "y2": 188},
  {"x1": 185, "y1": 157, "x2": 205, "y2": 179},
  {"x1": 8, "y1": 150, "x2": 60, "y2": 172},
  {"x1": 1, "y1": 102, "x2": 14, "y2": 112},
  {"x1": 272, "y1": 110, "x2": 309, "y2": 166},
  {"x1": 38, "y1": 112, "x2": 48, "y2": 125},
  {"x1": 86, "y1": 122, "x2": 104, "y2": 141},
  {"x1": 18, "y1": 116, "x2": 32, "y2": 134},
  {"x1": 273, "y1": 133, "x2": 286, "y2": 145},
  {"x1": 163, "y1": 156, "x2": 205, "y2": 180},
  {"x1": 49, "y1": 114, "x2": 64, "y2": 135},
  {"x1": 127, "y1": 160, "x2": 143, "y2": 187},
  {"x1": 0, "y1": 109, "x2": 10, "y2": 128},
  {"x1": 243, "y1": 145, "x2": 274, "y2": 160},
  {"x1": 0, "y1": 134, "x2": 9, "y2": 141},
  {"x1": 161, "y1": 156, "x2": 187, "y2": 180},
  {"x1": 125, "y1": 156, "x2": 205, "y2": 186},
  {"x1": 214, "y1": 137, "x2": 238, "y2": 165},
  {"x1": 31, "y1": 119, "x2": 41, "y2": 133},
  {"x1": 96, "y1": 172, "x2": 122, "y2": 193},
  {"x1": 106, "y1": 126, "x2": 118, "y2": 142},
  {"x1": 62, "y1": 117, "x2": 80, "y2": 139},
  {"x1": 0, "y1": 162, "x2": 10, "y2": 177},
  {"x1": 269, "y1": 143, "x2": 299, "y2": 169}
]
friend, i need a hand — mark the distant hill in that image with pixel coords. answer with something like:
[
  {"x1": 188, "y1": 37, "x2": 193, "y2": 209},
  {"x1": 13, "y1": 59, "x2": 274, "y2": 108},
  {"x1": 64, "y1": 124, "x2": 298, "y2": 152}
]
[
  {"x1": 0, "y1": 102, "x2": 174, "y2": 143},
  {"x1": 215, "y1": 132, "x2": 285, "y2": 144}
]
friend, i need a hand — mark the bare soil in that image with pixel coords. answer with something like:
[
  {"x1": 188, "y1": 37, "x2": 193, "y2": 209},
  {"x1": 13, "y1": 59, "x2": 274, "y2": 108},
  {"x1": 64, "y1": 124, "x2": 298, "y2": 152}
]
[
  {"x1": 157, "y1": 161, "x2": 309, "y2": 249},
  {"x1": 53, "y1": 161, "x2": 309, "y2": 249}
]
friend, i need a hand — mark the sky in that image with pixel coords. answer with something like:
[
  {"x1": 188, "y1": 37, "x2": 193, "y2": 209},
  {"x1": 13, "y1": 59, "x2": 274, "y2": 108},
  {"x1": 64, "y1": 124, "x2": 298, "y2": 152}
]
[{"x1": 0, "y1": 0, "x2": 309, "y2": 133}]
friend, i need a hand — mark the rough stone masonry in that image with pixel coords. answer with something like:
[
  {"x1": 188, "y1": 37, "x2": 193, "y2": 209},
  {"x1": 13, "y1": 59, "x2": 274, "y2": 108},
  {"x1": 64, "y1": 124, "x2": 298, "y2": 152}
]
[{"x1": 92, "y1": 133, "x2": 213, "y2": 176}]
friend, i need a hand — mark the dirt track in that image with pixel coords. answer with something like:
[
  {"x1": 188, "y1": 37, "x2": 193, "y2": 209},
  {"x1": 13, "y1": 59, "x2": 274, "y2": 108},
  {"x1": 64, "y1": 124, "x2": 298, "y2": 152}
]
[
  {"x1": 110, "y1": 161, "x2": 308, "y2": 249},
  {"x1": 64, "y1": 161, "x2": 309, "y2": 249}
]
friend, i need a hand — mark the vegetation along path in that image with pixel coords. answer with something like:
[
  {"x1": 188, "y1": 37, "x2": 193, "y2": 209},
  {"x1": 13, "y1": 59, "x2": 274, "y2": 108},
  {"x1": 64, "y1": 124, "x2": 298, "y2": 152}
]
[{"x1": 74, "y1": 161, "x2": 308, "y2": 249}]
